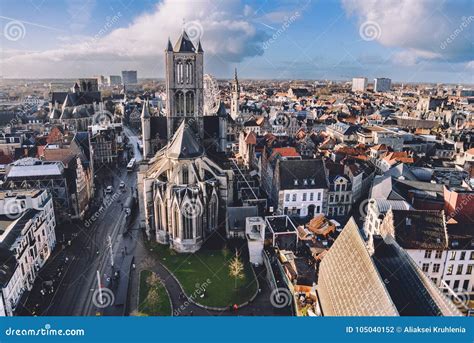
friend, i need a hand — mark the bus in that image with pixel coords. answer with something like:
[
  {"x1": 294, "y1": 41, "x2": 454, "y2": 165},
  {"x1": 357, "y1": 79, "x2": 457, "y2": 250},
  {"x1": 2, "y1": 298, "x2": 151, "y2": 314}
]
[{"x1": 127, "y1": 158, "x2": 136, "y2": 172}]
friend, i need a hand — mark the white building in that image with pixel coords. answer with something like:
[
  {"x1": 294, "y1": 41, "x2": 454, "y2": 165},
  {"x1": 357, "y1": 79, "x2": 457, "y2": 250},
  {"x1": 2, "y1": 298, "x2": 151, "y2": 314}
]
[
  {"x1": 374, "y1": 78, "x2": 392, "y2": 92},
  {"x1": 245, "y1": 217, "x2": 265, "y2": 265},
  {"x1": 0, "y1": 189, "x2": 56, "y2": 316},
  {"x1": 351, "y1": 77, "x2": 367, "y2": 92},
  {"x1": 277, "y1": 159, "x2": 328, "y2": 218}
]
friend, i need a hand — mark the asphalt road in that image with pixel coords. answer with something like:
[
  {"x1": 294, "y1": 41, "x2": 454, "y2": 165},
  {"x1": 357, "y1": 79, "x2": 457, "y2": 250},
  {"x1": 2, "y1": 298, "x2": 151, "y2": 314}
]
[
  {"x1": 123, "y1": 126, "x2": 143, "y2": 162},
  {"x1": 41, "y1": 167, "x2": 135, "y2": 316},
  {"x1": 20, "y1": 128, "x2": 142, "y2": 316}
]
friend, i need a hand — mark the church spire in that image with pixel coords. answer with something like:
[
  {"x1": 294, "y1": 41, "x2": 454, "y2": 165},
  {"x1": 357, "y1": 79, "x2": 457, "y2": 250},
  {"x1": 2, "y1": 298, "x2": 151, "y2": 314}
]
[{"x1": 141, "y1": 99, "x2": 150, "y2": 119}]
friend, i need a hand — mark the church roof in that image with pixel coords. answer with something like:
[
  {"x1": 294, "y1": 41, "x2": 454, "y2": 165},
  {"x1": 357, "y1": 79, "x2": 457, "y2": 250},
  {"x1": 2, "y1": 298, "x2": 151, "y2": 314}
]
[
  {"x1": 173, "y1": 30, "x2": 196, "y2": 53},
  {"x1": 317, "y1": 218, "x2": 398, "y2": 316},
  {"x1": 166, "y1": 121, "x2": 204, "y2": 159}
]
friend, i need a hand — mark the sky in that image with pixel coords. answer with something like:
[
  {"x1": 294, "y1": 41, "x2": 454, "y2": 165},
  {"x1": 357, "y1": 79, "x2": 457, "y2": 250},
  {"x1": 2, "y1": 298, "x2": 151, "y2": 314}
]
[{"x1": 0, "y1": 0, "x2": 473, "y2": 83}]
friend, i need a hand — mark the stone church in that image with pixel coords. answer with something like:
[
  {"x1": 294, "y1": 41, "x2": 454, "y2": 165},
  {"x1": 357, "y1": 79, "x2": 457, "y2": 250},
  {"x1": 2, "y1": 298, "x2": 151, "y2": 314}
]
[{"x1": 138, "y1": 31, "x2": 233, "y2": 253}]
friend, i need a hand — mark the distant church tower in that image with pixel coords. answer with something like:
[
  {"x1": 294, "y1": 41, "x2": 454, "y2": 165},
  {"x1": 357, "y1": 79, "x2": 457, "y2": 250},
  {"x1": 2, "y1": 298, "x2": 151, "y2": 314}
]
[
  {"x1": 141, "y1": 99, "x2": 151, "y2": 158},
  {"x1": 165, "y1": 31, "x2": 204, "y2": 140},
  {"x1": 230, "y1": 68, "x2": 240, "y2": 120}
]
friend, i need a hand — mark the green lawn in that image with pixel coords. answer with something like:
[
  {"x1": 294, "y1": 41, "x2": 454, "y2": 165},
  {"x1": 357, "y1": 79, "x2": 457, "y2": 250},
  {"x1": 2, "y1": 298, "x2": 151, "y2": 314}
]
[
  {"x1": 146, "y1": 241, "x2": 257, "y2": 308},
  {"x1": 138, "y1": 270, "x2": 172, "y2": 316}
]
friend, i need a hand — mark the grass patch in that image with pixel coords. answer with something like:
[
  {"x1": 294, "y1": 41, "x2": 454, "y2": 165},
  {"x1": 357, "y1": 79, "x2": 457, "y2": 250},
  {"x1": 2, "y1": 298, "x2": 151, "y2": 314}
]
[
  {"x1": 138, "y1": 270, "x2": 172, "y2": 316},
  {"x1": 146, "y1": 241, "x2": 257, "y2": 308}
]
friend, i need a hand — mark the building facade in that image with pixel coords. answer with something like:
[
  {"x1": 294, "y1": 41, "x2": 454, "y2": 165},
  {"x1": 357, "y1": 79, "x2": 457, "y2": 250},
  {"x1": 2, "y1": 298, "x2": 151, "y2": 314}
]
[
  {"x1": 374, "y1": 78, "x2": 392, "y2": 92},
  {"x1": 0, "y1": 189, "x2": 56, "y2": 316}
]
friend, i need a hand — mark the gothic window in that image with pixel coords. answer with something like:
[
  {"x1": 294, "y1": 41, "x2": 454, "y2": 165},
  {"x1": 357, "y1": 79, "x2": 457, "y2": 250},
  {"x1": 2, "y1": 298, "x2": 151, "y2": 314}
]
[
  {"x1": 173, "y1": 206, "x2": 180, "y2": 238},
  {"x1": 208, "y1": 195, "x2": 218, "y2": 231},
  {"x1": 175, "y1": 91, "x2": 184, "y2": 116},
  {"x1": 156, "y1": 202, "x2": 162, "y2": 231},
  {"x1": 176, "y1": 60, "x2": 184, "y2": 84},
  {"x1": 186, "y1": 91, "x2": 194, "y2": 115},
  {"x1": 185, "y1": 60, "x2": 193, "y2": 84},
  {"x1": 183, "y1": 213, "x2": 193, "y2": 239},
  {"x1": 182, "y1": 165, "x2": 189, "y2": 184}
]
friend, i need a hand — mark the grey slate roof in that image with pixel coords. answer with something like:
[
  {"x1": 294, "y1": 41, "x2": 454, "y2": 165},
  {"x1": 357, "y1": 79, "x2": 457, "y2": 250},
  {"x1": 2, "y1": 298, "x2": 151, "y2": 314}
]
[
  {"x1": 279, "y1": 159, "x2": 328, "y2": 190},
  {"x1": 174, "y1": 31, "x2": 196, "y2": 53},
  {"x1": 165, "y1": 121, "x2": 204, "y2": 159},
  {"x1": 391, "y1": 210, "x2": 448, "y2": 250}
]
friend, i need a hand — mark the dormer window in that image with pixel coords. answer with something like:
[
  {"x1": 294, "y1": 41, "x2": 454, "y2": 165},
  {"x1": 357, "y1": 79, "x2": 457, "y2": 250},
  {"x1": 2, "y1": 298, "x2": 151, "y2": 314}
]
[
  {"x1": 294, "y1": 179, "x2": 298, "y2": 186},
  {"x1": 310, "y1": 179, "x2": 315, "y2": 185},
  {"x1": 303, "y1": 179, "x2": 308, "y2": 185}
]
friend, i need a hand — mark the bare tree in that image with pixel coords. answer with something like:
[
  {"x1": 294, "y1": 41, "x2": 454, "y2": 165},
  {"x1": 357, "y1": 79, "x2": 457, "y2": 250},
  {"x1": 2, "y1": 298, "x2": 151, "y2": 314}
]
[{"x1": 228, "y1": 249, "x2": 245, "y2": 289}]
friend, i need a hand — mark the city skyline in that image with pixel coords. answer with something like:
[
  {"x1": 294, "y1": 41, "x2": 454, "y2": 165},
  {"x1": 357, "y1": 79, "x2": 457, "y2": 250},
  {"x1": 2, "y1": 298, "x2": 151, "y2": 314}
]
[{"x1": 1, "y1": 0, "x2": 473, "y2": 83}]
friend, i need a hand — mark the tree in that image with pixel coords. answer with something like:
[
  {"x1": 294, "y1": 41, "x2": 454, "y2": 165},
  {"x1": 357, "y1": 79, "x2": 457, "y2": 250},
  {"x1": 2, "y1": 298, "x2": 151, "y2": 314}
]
[
  {"x1": 146, "y1": 287, "x2": 161, "y2": 312},
  {"x1": 228, "y1": 249, "x2": 245, "y2": 289},
  {"x1": 146, "y1": 272, "x2": 160, "y2": 288}
]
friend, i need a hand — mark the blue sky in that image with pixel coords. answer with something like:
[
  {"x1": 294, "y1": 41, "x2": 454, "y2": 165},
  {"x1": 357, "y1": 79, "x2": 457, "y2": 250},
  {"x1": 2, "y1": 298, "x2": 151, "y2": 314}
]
[{"x1": 1, "y1": 0, "x2": 473, "y2": 83}]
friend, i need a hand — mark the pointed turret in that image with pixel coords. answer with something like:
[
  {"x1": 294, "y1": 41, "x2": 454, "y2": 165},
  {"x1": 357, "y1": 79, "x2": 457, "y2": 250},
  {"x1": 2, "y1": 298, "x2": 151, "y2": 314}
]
[
  {"x1": 217, "y1": 101, "x2": 227, "y2": 117},
  {"x1": 166, "y1": 38, "x2": 173, "y2": 52},
  {"x1": 141, "y1": 99, "x2": 151, "y2": 119},
  {"x1": 197, "y1": 40, "x2": 203, "y2": 53}
]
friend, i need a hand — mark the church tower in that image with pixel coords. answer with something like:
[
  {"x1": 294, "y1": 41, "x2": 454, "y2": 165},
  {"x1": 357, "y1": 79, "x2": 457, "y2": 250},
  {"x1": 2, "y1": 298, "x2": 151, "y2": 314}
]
[
  {"x1": 141, "y1": 99, "x2": 151, "y2": 158},
  {"x1": 230, "y1": 68, "x2": 240, "y2": 120},
  {"x1": 165, "y1": 32, "x2": 204, "y2": 141}
]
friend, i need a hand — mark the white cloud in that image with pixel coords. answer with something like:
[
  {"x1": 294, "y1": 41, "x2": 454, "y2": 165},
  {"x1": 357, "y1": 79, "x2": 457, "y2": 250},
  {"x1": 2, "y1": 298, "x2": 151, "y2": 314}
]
[
  {"x1": 342, "y1": 0, "x2": 473, "y2": 65},
  {"x1": 1, "y1": 0, "x2": 269, "y2": 78}
]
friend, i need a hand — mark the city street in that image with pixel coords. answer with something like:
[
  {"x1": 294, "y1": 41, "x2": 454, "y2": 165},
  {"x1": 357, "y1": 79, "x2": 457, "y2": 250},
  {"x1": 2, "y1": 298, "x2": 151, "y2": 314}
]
[{"x1": 18, "y1": 129, "x2": 142, "y2": 316}]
